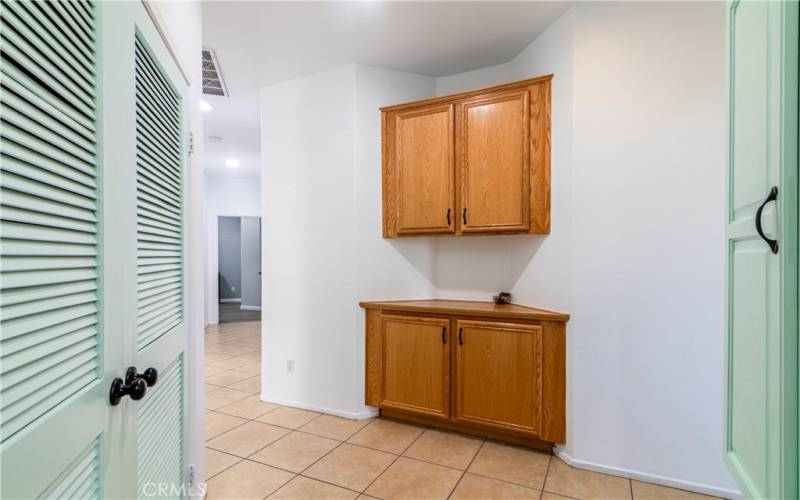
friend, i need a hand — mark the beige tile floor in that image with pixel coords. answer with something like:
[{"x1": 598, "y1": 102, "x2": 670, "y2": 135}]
[{"x1": 203, "y1": 322, "x2": 721, "y2": 500}]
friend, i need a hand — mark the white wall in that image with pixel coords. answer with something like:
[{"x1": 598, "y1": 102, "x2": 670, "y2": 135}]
[
  {"x1": 261, "y1": 65, "x2": 361, "y2": 415},
  {"x1": 434, "y1": 61, "x2": 513, "y2": 96},
  {"x1": 205, "y1": 177, "x2": 260, "y2": 324},
  {"x1": 260, "y1": 65, "x2": 436, "y2": 417},
  {"x1": 568, "y1": 2, "x2": 733, "y2": 495},
  {"x1": 144, "y1": 1, "x2": 205, "y2": 496},
  {"x1": 433, "y1": 3, "x2": 736, "y2": 496}
]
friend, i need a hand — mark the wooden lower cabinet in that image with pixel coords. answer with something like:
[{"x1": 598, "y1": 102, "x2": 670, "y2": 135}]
[
  {"x1": 455, "y1": 320, "x2": 542, "y2": 435},
  {"x1": 381, "y1": 315, "x2": 449, "y2": 419},
  {"x1": 361, "y1": 299, "x2": 568, "y2": 447}
]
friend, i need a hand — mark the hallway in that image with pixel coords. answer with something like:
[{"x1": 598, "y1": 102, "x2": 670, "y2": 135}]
[
  {"x1": 219, "y1": 302, "x2": 261, "y2": 324},
  {"x1": 203, "y1": 322, "x2": 717, "y2": 500}
]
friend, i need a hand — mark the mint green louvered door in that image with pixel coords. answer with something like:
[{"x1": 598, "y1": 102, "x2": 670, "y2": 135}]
[
  {"x1": 1, "y1": 0, "x2": 107, "y2": 498},
  {"x1": 1, "y1": 1, "x2": 188, "y2": 498},
  {"x1": 101, "y1": 2, "x2": 188, "y2": 499}
]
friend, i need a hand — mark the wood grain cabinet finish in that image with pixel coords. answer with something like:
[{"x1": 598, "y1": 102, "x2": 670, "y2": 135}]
[
  {"x1": 455, "y1": 320, "x2": 542, "y2": 435},
  {"x1": 393, "y1": 105, "x2": 454, "y2": 235},
  {"x1": 361, "y1": 300, "x2": 568, "y2": 447},
  {"x1": 381, "y1": 315, "x2": 450, "y2": 418},
  {"x1": 459, "y1": 91, "x2": 529, "y2": 233},
  {"x1": 382, "y1": 76, "x2": 551, "y2": 238}
]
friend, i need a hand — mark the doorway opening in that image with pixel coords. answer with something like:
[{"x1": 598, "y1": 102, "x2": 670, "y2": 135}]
[{"x1": 217, "y1": 215, "x2": 262, "y2": 323}]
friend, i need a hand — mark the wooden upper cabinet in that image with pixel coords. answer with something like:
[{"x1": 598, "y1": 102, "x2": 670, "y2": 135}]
[
  {"x1": 381, "y1": 315, "x2": 450, "y2": 419},
  {"x1": 455, "y1": 320, "x2": 543, "y2": 435},
  {"x1": 459, "y1": 90, "x2": 529, "y2": 233},
  {"x1": 393, "y1": 105, "x2": 454, "y2": 235},
  {"x1": 382, "y1": 75, "x2": 551, "y2": 238}
]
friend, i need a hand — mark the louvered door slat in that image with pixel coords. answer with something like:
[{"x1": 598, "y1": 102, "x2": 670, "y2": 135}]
[
  {"x1": 138, "y1": 273, "x2": 180, "y2": 291},
  {"x1": 134, "y1": 41, "x2": 179, "y2": 103},
  {"x1": 2, "y1": 83, "x2": 95, "y2": 152},
  {"x1": 0, "y1": 0, "x2": 99, "y2": 447},
  {"x1": 1, "y1": 169, "x2": 95, "y2": 210},
  {"x1": 48, "y1": 0, "x2": 93, "y2": 46},
  {"x1": 2, "y1": 291, "x2": 96, "y2": 323},
  {"x1": 41, "y1": 438, "x2": 100, "y2": 500},
  {"x1": 31, "y1": 2, "x2": 94, "y2": 65},
  {"x1": 1, "y1": 154, "x2": 95, "y2": 198},
  {"x1": 138, "y1": 147, "x2": 180, "y2": 179},
  {"x1": 11, "y1": 1, "x2": 94, "y2": 74},
  {"x1": 1, "y1": 124, "x2": 95, "y2": 177},
  {"x1": 1, "y1": 138, "x2": 95, "y2": 185},
  {"x1": 134, "y1": 76, "x2": 181, "y2": 134},
  {"x1": 136, "y1": 356, "x2": 183, "y2": 497},
  {"x1": 1, "y1": 62, "x2": 95, "y2": 134},
  {"x1": 134, "y1": 35, "x2": 183, "y2": 351},
  {"x1": 0, "y1": 25, "x2": 94, "y2": 111},
  {"x1": 1, "y1": 2, "x2": 94, "y2": 90}
]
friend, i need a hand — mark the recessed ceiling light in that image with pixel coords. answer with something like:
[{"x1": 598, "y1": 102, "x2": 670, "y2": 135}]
[
  {"x1": 225, "y1": 158, "x2": 240, "y2": 168},
  {"x1": 198, "y1": 100, "x2": 213, "y2": 112}
]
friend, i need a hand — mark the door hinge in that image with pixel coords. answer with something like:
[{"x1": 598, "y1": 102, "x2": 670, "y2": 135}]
[
  {"x1": 188, "y1": 132, "x2": 195, "y2": 157},
  {"x1": 187, "y1": 464, "x2": 195, "y2": 488}
]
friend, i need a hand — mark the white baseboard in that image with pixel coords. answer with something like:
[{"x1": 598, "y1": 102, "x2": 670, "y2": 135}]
[
  {"x1": 219, "y1": 298, "x2": 241, "y2": 303},
  {"x1": 553, "y1": 447, "x2": 741, "y2": 499},
  {"x1": 260, "y1": 394, "x2": 378, "y2": 420},
  {"x1": 240, "y1": 305, "x2": 261, "y2": 311}
]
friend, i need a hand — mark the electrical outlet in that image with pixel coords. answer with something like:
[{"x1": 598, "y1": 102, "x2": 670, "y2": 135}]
[
  {"x1": 231, "y1": 286, "x2": 236, "y2": 292},
  {"x1": 286, "y1": 359, "x2": 295, "y2": 373}
]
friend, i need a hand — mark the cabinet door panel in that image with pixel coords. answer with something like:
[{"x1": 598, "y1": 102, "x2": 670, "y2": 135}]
[
  {"x1": 382, "y1": 315, "x2": 449, "y2": 418},
  {"x1": 460, "y1": 91, "x2": 529, "y2": 233},
  {"x1": 394, "y1": 105, "x2": 454, "y2": 235},
  {"x1": 455, "y1": 320, "x2": 542, "y2": 435}
]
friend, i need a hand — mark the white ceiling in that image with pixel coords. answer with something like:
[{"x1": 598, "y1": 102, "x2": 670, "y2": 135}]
[{"x1": 201, "y1": 1, "x2": 573, "y2": 179}]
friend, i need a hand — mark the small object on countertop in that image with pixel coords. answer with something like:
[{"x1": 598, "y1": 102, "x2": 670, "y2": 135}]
[{"x1": 493, "y1": 292, "x2": 511, "y2": 305}]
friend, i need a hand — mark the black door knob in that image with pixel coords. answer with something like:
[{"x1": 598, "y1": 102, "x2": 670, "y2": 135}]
[
  {"x1": 109, "y1": 377, "x2": 147, "y2": 406},
  {"x1": 126, "y1": 366, "x2": 158, "y2": 387}
]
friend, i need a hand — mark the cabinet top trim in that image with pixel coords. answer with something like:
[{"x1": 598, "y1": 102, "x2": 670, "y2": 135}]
[
  {"x1": 359, "y1": 299, "x2": 569, "y2": 322},
  {"x1": 380, "y1": 74, "x2": 553, "y2": 113}
]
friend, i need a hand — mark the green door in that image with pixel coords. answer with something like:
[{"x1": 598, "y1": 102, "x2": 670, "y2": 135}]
[
  {"x1": 0, "y1": 1, "x2": 188, "y2": 498},
  {"x1": 102, "y1": 2, "x2": 188, "y2": 498},
  {"x1": 725, "y1": 1, "x2": 798, "y2": 499}
]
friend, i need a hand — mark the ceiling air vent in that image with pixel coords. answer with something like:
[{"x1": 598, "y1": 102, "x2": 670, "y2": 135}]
[{"x1": 202, "y1": 48, "x2": 228, "y2": 97}]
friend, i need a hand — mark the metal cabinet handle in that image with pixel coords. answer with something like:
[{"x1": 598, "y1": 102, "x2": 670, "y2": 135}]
[
  {"x1": 442, "y1": 326, "x2": 446, "y2": 344},
  {"x1": 755, "y1": 186, "x2": 778, "y2": 254},
  {"x1": 446, "y1": 208, "x2": 451, "y2": 226},
  {"x1": 458, "y1": 327, "x2": 464, "y2": 345},
  {"x1": 462, "y1": 208, "x2": 468, "y2": 225}
]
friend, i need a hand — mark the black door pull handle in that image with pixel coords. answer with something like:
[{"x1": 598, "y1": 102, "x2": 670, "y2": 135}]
[
  {"x1": 458, "y1": 327, "x2": 464, "y2": 345},
  {"x1": 109, "y1": 377, "x2": 147, "y2": 406},
  {"x1": 755, "y1": 186, "x2": 778, "y2": 254},
  {"x1": 462, "y1": 208, "x2": 467, "y2": 225},
  {"x1": 442, "y1": 326, "x2": 446, "y2": 344},
  {"x1": 446, "y1": 208, "x2": 451, "y2": 226},
  {"x1": 126, "y1": 366, "x2": 158, "y2": 387}
]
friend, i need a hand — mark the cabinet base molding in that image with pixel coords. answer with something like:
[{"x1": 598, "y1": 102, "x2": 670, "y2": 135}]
[{"x1": 380, "y1": 409, "x2": 553, "y2": 452}]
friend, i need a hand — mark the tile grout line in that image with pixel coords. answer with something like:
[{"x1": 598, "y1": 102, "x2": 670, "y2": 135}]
[
  {"x1": 446, "y1": 437, "x2": 485, "y2": 499},
  {"x1": 357, "y1": 423, "x2": 430, "y2": 497},
  {"x1": 294, "y1": 419, "x2": 403, "y2": 493},
  {"x1": 538, "y1": 450, "x2": 554, "y2": 500},
  {"x1": 203, "y1": 449, "x2": 244, "y2": 481},
  {"x1": 629, "y1": 474, "x2": 634, "y2": 500}
]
